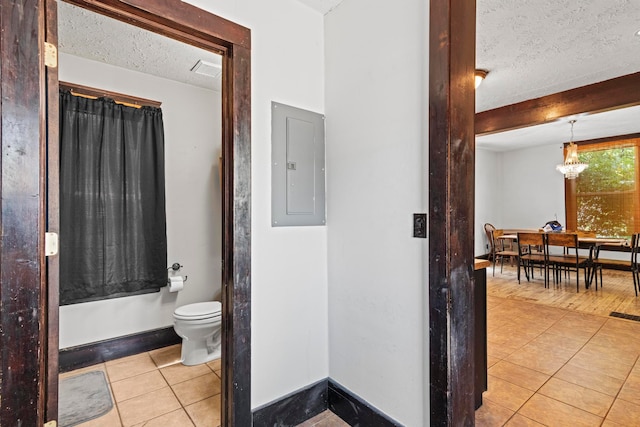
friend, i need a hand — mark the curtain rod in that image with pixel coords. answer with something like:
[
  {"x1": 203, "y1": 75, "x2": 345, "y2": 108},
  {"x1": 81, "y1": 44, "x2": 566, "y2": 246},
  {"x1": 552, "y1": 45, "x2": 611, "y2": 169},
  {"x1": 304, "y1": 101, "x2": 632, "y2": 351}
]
[{"x1": 59, "y1": 81, "x2": 162, "y2": 108}]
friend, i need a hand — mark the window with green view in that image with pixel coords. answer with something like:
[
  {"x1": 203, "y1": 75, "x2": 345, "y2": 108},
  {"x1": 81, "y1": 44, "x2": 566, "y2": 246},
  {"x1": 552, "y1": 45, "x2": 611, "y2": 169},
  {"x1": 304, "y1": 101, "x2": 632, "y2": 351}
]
[{"x1": 566, "y1": 139, "x2": 640, "y2": 238}]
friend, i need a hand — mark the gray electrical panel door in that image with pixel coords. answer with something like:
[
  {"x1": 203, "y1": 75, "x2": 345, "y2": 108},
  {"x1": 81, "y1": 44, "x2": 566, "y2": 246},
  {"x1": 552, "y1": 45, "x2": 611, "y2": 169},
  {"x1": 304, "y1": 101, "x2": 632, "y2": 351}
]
[{"x1": 272, "y1": 102, "x2": 325, "y2": 226}]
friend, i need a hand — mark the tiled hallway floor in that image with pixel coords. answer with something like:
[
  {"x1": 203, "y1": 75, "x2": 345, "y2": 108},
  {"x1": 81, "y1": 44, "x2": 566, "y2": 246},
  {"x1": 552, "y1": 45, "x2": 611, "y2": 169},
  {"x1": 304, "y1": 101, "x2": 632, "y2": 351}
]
[
  {"x1": 61, "y1": 344, "x2": 222, "y2": 426},
  {"x1": 476, "y1": 267, "x2": 640, "y2": 426}
]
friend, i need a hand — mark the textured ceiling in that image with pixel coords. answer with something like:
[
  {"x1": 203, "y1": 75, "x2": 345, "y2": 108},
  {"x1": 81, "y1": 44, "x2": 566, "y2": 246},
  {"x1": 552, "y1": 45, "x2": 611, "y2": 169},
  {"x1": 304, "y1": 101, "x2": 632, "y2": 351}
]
[
  {"x1": 58, "y1": 0, "x2": 640, "y2": 151},
  {"x1": 58, "y1": 2, "x2": 222, "y2": 91}
]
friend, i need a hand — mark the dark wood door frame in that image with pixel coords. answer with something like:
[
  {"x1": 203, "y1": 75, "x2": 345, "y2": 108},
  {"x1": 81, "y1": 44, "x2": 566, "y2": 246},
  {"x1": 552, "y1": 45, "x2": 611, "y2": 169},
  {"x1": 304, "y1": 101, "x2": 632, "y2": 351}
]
[
  {"x1": 428, "y1": 0, "x2": 477, "y2": 425},
  {"x1": 0, "y1": 0, "x2": 251, "y2": 425}
]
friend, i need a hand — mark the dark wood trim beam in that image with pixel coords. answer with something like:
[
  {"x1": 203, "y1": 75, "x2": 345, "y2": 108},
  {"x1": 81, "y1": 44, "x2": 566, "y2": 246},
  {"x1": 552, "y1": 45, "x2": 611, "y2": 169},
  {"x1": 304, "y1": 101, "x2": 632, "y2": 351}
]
[
  {"x1": 0, "y1": 0, "x2": 47, "y2": 425},
  {"x1": 60, "y1": 81, "x2": 162, "y2": 108},
  {"x1": 45, "y1": 0, "x2": 61, "y2": 421},
  {"x1": 476, "y1": 72, "x2": 640, "y2": 135},
  {"x1": 221, "y1": 43, "x2": 252, "y2": 427},
  {"x1": 64, "y1": 0, "x2": 250, "y2": 53},
  {"x1": 429, "y1": 0, "x2": 476, "y2": 425}
]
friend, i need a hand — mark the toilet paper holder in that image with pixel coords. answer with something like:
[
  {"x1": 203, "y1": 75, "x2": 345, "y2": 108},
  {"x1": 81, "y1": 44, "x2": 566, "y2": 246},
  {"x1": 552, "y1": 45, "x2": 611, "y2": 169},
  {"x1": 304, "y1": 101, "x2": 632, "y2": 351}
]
[{"x1": 167, "y1": 263, "x2": 188, "y2": 282}]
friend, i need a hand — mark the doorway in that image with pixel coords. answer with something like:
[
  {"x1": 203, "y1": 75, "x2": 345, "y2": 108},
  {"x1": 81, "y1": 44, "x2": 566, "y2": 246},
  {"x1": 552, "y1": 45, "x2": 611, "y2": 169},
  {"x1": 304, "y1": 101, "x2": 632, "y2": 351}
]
[{"x1": 45, "y1": 0, "x2": 251, "y2": 425}]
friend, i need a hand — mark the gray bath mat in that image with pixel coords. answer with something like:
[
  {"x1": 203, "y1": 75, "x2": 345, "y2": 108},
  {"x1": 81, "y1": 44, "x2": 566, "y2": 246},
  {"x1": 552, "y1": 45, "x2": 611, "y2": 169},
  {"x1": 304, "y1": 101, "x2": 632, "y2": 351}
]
[{"x1": 59, "y1": 370, "x2": 113, "y2": 426}]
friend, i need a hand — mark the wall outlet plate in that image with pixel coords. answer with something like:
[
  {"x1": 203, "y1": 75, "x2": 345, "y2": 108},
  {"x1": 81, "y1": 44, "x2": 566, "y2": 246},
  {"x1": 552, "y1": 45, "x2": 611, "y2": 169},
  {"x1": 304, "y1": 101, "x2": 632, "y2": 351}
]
[{"x1": 413, "y1": 213, "x2": 427, "y2": 238}]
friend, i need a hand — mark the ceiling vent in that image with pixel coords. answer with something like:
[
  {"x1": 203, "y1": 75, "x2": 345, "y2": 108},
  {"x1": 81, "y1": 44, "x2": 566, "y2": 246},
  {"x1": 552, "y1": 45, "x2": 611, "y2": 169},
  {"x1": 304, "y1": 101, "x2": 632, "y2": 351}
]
[{"x1": 190, "y1": 60, "x2": 222, "y2": 79}]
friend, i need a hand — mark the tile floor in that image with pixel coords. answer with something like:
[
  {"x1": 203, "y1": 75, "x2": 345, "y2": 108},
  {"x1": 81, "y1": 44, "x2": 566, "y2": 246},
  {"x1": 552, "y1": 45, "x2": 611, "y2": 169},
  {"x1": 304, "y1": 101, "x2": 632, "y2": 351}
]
[
  {"x1": 61, "y1": 344, "x2": 222, "y2": 427},
  {"x1": 476, "y1": 268, "x2": 640, "y2": 426}
]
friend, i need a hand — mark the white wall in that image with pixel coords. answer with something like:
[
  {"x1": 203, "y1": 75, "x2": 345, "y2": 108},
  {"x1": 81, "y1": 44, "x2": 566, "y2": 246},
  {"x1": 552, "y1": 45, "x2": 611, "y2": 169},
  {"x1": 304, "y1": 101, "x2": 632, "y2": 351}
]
[
  {"x1": 501, "y1": 143, "x2": 566, "y2": 228},
  {"x1": 475, "y1": 148, "x2": 503, "y2": 256},
  {"x1": 184, "y1": 0, "x2": 329, "y2": 409},
  {"x1": 475, "y1": 143, "x2": 567, "y2": 257},
  {"x1": 325, "y1": 1, "x2": 427, "y2": 425},
  {"x1": 58, "y1": 53, "x2": 222, "y2": 348}
]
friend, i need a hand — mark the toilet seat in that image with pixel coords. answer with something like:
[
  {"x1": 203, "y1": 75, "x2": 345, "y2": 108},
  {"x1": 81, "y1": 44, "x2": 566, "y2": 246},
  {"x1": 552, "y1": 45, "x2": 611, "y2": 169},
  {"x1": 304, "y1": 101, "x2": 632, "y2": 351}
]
[{"x1": 174, "y1": 301, "x2": 222, "y2": 321}]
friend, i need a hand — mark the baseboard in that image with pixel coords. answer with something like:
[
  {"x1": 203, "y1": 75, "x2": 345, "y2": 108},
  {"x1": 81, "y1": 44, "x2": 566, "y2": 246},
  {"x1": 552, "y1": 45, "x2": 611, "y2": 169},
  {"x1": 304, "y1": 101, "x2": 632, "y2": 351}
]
[
  {"x1": 59, "y1": 326, "x2": 181, "y2": 373},
  {"x1": 252, "y1": 378, "x2": 403, "y2": 427},
  {"x1": 252, "y1": 378, "x2": 328, "y2": 427},
  {"x1": 329, "y1": 380, "x2": 403, "y2": 427}
]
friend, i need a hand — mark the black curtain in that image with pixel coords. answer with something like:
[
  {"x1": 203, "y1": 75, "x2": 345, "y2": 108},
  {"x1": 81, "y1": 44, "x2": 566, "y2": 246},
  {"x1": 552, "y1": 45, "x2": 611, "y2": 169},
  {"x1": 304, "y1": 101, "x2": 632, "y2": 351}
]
[{"x1": 59, "y1": 90, "x2": 167, "y2": 305}]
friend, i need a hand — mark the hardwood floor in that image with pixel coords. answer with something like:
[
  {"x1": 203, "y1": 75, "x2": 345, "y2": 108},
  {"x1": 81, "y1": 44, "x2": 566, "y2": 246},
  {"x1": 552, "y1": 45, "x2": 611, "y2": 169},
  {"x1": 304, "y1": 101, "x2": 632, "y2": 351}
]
[{"x1": 486, "y1": 264, "x2": 640, "y2": 317}]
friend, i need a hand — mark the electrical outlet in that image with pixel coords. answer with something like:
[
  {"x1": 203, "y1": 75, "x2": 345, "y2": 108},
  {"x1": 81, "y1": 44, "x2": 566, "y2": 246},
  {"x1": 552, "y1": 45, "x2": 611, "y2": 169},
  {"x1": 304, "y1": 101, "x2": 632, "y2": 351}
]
[{"x1": 413, "y1": 213, "x2": 427, "y2": 238}]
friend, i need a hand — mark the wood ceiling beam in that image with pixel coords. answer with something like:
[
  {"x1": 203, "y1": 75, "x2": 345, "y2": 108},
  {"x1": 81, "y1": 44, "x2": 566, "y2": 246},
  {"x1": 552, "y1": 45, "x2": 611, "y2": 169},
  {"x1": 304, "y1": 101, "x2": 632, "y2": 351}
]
[{"x1": 475, "y1": 72, "x2": 640, "y2": 136}]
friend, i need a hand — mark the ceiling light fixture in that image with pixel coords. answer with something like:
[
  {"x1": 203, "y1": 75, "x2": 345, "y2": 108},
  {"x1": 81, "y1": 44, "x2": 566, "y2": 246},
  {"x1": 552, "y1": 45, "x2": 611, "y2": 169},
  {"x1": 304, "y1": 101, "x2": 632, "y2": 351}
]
[
  {"x1": 556, "y1": 120, "x2": 588, "y2": 179},
  {"x1": 475, "y1": 69, "x2": 488, "y2": 89},
  {"x1": 635, "y1": 29, "x2": 640, "y2": 37}
]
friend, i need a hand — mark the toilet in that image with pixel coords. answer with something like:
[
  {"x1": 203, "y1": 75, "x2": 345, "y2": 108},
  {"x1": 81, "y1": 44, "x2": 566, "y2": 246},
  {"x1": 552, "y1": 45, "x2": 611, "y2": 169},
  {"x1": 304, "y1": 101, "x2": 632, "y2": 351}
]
[{"x1": 173, "y1": 301, "x2": 222, "y2": 366}]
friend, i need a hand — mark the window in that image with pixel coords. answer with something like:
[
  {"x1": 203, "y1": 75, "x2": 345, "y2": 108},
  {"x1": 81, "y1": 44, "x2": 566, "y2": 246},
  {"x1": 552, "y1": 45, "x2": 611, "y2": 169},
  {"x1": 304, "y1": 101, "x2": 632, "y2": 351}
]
[{"x1": 566, "y1": 137, "x2": 640, "y2": 238}]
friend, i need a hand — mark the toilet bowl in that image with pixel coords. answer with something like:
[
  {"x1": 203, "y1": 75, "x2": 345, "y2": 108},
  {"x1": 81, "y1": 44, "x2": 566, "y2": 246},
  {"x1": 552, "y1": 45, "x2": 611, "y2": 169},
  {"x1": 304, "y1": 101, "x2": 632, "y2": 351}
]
[{"x1": 173, "y1": 301, "x2": 222, "y2": 366}]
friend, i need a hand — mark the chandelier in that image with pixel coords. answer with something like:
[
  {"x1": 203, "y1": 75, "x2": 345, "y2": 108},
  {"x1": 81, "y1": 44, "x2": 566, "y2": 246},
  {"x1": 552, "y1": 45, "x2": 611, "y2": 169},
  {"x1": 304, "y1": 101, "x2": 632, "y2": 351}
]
[{"x1": 556, "y1": 120, "x2": 588, "y2": 179}]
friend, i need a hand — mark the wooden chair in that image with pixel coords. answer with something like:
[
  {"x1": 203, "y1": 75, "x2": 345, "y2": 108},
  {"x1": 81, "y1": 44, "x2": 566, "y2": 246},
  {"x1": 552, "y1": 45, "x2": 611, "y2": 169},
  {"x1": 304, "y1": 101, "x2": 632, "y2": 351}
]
[
  {"x1": 492, "y1": 229, "x2": 518, "y2": 276},
  {"x1": 546, "y1": 233, "x2": 590, "y2": 292},
  {"x1": 517, "y1": 232, "x2": 548, "y2": 287},
  {"x1": 484, "y1": 223, "x2": 497, "y2": 261},
  {"x1": 631, "y1": 233, "x2": 640, "y2": 296}
]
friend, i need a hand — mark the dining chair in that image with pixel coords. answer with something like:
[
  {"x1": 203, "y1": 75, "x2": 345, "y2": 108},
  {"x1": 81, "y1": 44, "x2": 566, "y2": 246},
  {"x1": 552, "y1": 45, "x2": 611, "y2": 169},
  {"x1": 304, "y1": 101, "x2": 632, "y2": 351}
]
[
  {"x1": 484, "y1": 223, "x2": 497, "y2": 261},
  {"x1": 546, "y1": 232, "x2": 589, "y2": 292},
  {"x1": 516, "y1": 232, "x2": 548, "y2": 287},
  {"x1": 631, "y1": 233, "x2": 640, "y2": 297},
  {"x1": 492, "y1": 229, "x2": 518, "y2": 276}
]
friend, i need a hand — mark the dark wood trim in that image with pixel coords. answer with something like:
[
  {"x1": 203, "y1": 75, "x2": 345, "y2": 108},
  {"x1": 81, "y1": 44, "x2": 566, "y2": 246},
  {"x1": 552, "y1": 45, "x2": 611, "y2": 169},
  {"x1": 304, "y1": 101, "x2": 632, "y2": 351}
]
[
  {"x1": 60, "y1": 81, "x2": 162, "y2": 108},
  {"x1": 475, "y1": 72, "x2": 640, "y2": 136},
  {"x1": 253, "y1": 379, "x2": 328, "y2": 426},
  {"x1": 0, "y1": 0, "x2": 47, "y2": 425},
  {"x1": 0, "y1": 0, "x2": 257, "y2": 425},
  {"x1": 429, "y1": 0, "x2": 476, "y2": 425},
  {"x1": 45, "y1": 0, "x2": 61, "y2": 422},
  {"x1": 59, "y1": 327, "x2": 181, "y2": 372},
  {"x1": 328, "y1": 380, "x2": 402, "y2": 427},
  {"x1": 65, "y1": 0, "x2": 249, "y2": 54}
]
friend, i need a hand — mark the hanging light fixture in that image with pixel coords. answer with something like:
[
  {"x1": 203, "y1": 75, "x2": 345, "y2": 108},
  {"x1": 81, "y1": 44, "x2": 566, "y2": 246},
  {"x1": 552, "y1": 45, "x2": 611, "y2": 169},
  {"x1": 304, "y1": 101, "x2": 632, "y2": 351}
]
[{"x1": 556, "y1": 120, "x2": 588, "y2": 179}]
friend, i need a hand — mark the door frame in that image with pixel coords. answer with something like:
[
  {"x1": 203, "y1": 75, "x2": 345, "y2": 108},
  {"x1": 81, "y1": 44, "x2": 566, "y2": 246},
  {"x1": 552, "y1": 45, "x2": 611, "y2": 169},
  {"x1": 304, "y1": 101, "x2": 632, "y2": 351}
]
[{"x1": 44, "y1": 1, "x2": 252, "y2": 425}]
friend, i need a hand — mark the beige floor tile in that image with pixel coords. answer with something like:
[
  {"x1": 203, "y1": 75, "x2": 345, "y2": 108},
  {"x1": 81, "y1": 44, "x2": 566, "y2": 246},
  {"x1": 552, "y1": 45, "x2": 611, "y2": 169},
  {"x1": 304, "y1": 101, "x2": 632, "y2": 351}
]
[
  {"x1": 77, "y1": 405, "x2": 122, "y2": 427},
  {"x1": 171, "y1": 372, "x2": 221, "y2": 406},
  {"x1": 131, "y1": 409, "x2": 194, "y2": 427},
  {"x1": 483, "y1": 375, "x2": 535, "y2": 412},
  {"x1": 60, "y1": 363, "x2": 107, "y2": 380},
  {"x1": 185, "y1": 395, "x2": 222, "y2": 427},
  {"x1": 616, "y1": 371, "x2": 640, "y2": 406},
  {"x1": 488, "y1": 361, "x2": 550, "y2": 391},
  {"x1": 111, "y1": 370, "x2": 168, "y2": 402},
  {"x1": 160, "y1": 362, "x2": 213, "y2": 385},
  {"x1": 296, "y1": 411, "x2": 349, "y2": 426},
  {"x1": 105, "y1": 353, "x2": 158, "y2": 382},
  {"x1": 553, "y1": 363, "x2": 624, "y2": 396},
  {"x1": 117, "y1": 387, "x2": 181, "y2": 426},
  {"x1": 527, "y1": 331, "x2": 587, "y2": 353},
  {"x1": 605, "y1": 398, "x2": 640, "y2": 426},
  {"x1": 505, "y1": 346, "x2": 569, "y2": 376},
  {"x1": 503, "y1": 413, "x2": 544, "y2": 426},
  {"x1": 149, "y1": 344, "x2": 182, "y2": 368},
  {"x1": 518, "y1": 394, "x2": 602, "y2": 426},
  {"x1": 206, "y1": 358, "x2": 221, "y2": 372},
  {"x1": 474, "y1": 400, "x2": 514, "y2": 427},
  {"x1": 569, "y1": 350, "x2": 633, "y2": 380},
  {"x1": 578, "y1": 341, "x2": 638, "y2": 367},
  {"x1": 538, "y1": 377, "x2": 614, "y2": 417}
]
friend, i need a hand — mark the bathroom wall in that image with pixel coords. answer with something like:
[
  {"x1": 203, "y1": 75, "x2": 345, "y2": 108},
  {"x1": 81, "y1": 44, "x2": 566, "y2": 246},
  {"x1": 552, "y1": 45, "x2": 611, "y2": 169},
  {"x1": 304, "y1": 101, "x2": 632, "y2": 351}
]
[
  {"x1": 58, "y1": 52, "x2": 222, "y2": 348},
  {"x1": 183, "y1": 0, "x2": 329, "y2": 410},
  {"x1": 325, "y1": 1, "x2": 428, "y2": 425}
]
